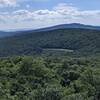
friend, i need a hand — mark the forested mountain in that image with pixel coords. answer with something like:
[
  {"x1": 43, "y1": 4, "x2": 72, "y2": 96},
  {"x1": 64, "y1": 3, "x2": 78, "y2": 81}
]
[
  {"x1": 0, "y1": 27, "x2": 100, "y2": 99},
  {"x1": 0, "y1": 23, "x2": 100, "y2": 37},
  {"x1": 34, "y1": 23, "x2": 100, "y2": 32},
  {"x1": 0, "y1": 28, "x2": 100, "y2": 57}
]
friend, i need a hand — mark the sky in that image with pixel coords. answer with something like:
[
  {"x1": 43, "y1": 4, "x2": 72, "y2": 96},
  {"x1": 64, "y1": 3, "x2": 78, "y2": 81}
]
[{"x1": 0, "y1": 0, "x2": 100, "y2": 30}]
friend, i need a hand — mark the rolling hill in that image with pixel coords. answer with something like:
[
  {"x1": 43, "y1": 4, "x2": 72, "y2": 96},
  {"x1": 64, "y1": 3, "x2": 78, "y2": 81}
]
[
  {"x1": 0, "y1": 23, "x2": 100, "y2": 38},
  {"x1": 34, "y1": 23, "x2": 100, "y2": 32},
  {"x1": 0, "y1": 28, "x2": 100, "y2": 57}
]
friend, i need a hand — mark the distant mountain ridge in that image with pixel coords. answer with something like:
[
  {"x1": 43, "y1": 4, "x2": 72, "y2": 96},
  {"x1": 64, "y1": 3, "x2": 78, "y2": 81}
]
[
  {"x1": 33, "y1": 23, "x2": 100, "y2": 32},
  {"x1": 0, "y1": 23, "x2": 100, "y2": 37}
]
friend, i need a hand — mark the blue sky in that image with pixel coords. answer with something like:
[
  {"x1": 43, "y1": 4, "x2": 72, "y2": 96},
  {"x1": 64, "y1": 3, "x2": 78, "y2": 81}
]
[{"x1": 0, "y1": 0, "x2": 100, "y2": 30}]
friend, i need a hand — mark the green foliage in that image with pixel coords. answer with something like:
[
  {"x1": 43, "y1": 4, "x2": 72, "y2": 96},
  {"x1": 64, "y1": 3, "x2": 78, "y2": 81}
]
[
  {"x1": 0, "y1": 28, "x2": 100, "y2": 56},
  {"x1": 0, "y1": 55, "x2": 100, "y2": 100}
]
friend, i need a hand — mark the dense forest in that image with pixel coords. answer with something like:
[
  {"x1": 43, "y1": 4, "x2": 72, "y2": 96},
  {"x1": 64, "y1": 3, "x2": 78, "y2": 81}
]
[
  {"x1": 0, "y1": 27, "x2": 100, "y2": 100},
  {"x1": 0, "y1": 28, "x2": 100, "y2": 56},
  {"x1": 0, "y1": 54, "x2": 100, "y2": 100}
]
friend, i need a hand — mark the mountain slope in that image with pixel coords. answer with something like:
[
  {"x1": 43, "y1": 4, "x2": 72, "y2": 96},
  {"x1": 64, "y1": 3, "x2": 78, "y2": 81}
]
[
  {"x1": 34, "y1": 23, "x2": 100, "y2": 32},
  {"x1": 0, "y1": 23, "x2": 100, "y2": 38},
  {"x1": 0, "y1": 28, "x2": 100, "y2": 57}
]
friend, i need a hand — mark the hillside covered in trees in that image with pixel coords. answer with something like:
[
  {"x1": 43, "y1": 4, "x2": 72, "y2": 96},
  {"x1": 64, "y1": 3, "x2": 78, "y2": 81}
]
[
  {"x1": 0, "y1": 27, "x2": 100, "y2": 100},
  {"x1": 0, "y1": 28, "x2": 100, "y2": 57}
]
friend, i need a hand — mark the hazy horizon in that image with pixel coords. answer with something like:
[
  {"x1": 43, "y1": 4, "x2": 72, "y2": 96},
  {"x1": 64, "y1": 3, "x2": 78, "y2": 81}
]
[{"x1": 0, "y1": 22, "x2": 100, "y2": 32}]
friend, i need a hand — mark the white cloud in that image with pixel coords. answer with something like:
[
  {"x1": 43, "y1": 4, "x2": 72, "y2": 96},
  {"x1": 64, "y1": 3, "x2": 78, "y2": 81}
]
[
  {"x1": 0, "y1": 0, "x2": 50, "y2": 7},
  {"x1": 54, "y1": 3, "x2": 78, "y2": 14},
  {"x1": 0, "y1": 0, "x2": 17, "y2": 7},
  {"x1": 0, "y1": 3, "x2": 100, "y2": 30}
]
